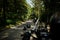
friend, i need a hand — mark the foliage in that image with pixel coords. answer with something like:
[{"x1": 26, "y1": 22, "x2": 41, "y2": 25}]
[
  {"x1": 0, "y1": 0, "x2": 59, "y2": 28},
  {"x1": 0, "y1": 0, "x2": 28, "y2": 27}
]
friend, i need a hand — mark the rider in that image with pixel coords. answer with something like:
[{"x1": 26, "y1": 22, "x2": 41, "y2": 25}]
[{"x1": 50, "y1": 12, "x2": 60, "y2": 40}]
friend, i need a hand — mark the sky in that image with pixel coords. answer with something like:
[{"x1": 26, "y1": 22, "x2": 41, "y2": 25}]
[{"x1": 26, "y1": 0, "x2": 34, "y2": 7}]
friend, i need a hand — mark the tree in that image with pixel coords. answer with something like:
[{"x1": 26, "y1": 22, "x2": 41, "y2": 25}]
[
  {"x1": 0, "y1": 0, "x2": 28, "y2": 27},
  {"x1": 0, "y1": 0, "x2": 3, "y2": 27}
]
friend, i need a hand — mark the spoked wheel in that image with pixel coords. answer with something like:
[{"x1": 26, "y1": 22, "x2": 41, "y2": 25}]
[
  {"x1": 22, "y1": 31, "x2": 38, "y2": 40},
  {"x1": 22, "y1": 32, "x2": 31, "y2": 40}
]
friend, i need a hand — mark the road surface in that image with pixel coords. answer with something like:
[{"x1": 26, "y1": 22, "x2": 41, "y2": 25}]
[
  {"x1": 0, "y1": 20, "x2": 33, "y2": 40},
  {"x1": 0, "y1": 20, "x2": 52, "y2": 40}
]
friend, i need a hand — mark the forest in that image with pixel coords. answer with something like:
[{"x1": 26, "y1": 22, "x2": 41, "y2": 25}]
[
  {"x1": 0, "y1": 0, "x2": 60, "y2": 40},
  {"x1": 0, "y1": 0, "x2": 60, "y2": 32}
]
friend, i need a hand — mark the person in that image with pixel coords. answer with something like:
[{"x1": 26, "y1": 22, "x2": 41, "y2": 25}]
[
  {"x1": 50, "y1": 12, "x2": 60, "y2": 40},
  {"x1": 33, "y1": 18, "x2": 37, "y2": 24}
]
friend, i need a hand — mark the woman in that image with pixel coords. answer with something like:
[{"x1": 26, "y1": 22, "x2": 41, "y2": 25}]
[{"x1": 50, "y1": 12, "x2": 60, "y2": 40}]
